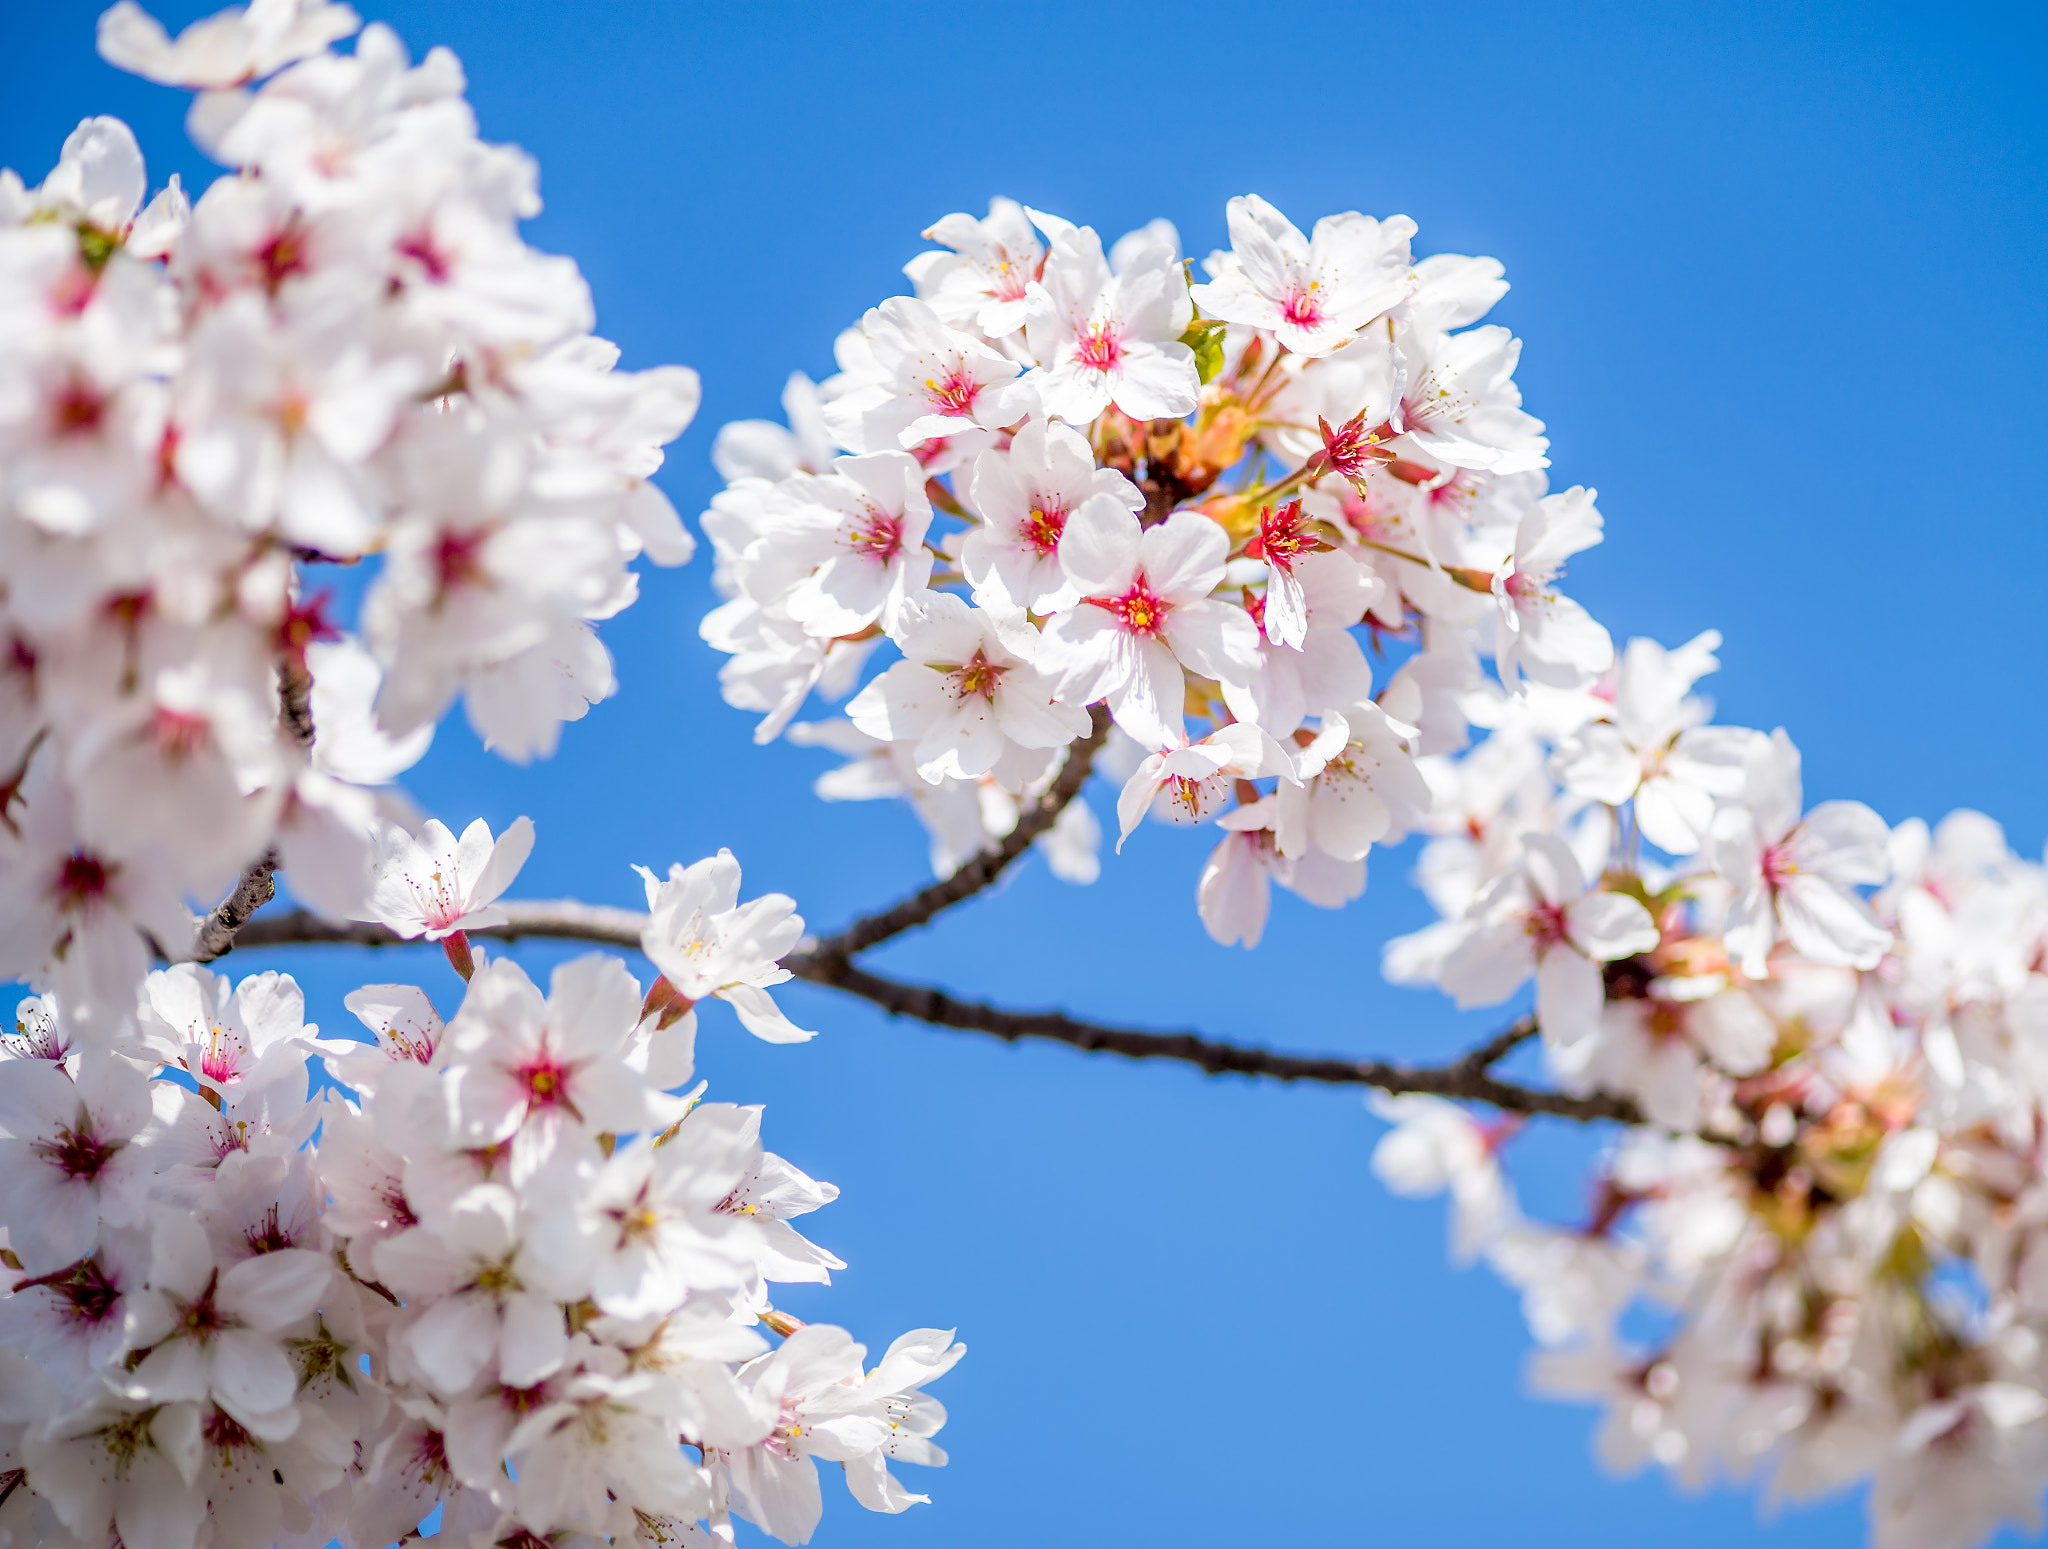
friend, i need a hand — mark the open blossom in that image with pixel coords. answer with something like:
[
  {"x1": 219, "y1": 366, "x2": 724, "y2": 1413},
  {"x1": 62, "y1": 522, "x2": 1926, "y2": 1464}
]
[
  {"x1": 905, "y1": 196, "x2": 1045, "y2": 337},
  {"x1": 847, "y1": 591, "x2": 1089, "y2": 785},
  {"x1": 638, "y1": 849, "x2": 813, "y2": 1043},
  {"x1": 1553, "y1": 631, "x2": 1758, "y2": 854},
  {"x1": 0, "y1": 1053, "x2": 156, "y2": 1272},
  {"x1": 1037, "y1": 502, "x2": 1260, "y2": 749},
  {"x1": 1191, "y1": 194, "x2": 1417, "y2": 358},
  {"x1": 726, "y1": 1324, "x2": 964, "y2": 1546},
  {"x1": 96, "y1": 0, "x2": 362, "y2": 88},
  {"x1": 1712, "y1": 728, "x2": 1892, "y2": 976},
  {"x1": 366, "y1": 815, "x2": 535, "y2": 939},
  {"x1": 1394, "y1": 323, "x2": 1549, "y2": 473},
  {"x1": 761, "y1": 453, "x2": 935, "y2": 640},
  {"x1": 1492, "y1": 486, "x2": 1613, "y2": 688},
  {"x1": 1440, "y1": 832, "x2": 1660, "y2": 1047},
  {"x1": 959, "y1": 416, "x2": 1142, "y2": 613},
  {"x1": 1023, "y1": 221, "x2": 1198, "y2": 424},
  {"x1": 1273, "y1": 704, "x2": 1432, "y2": 866},
  {"x1": 1370, "y1": 1094, "x2": 1515, "y2": 1264},
  {"x1": 822, "y1": 296, "x2": 1030, "y2": 454}
]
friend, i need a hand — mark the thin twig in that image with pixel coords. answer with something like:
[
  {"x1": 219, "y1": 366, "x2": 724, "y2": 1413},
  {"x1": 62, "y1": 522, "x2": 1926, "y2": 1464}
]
[
  {"x1": 226, "y1": 901, "x2": 1637, "y2": 1123},
  {"x1": 800, "y1": 705, "x2": 1113, "y2": 964}
]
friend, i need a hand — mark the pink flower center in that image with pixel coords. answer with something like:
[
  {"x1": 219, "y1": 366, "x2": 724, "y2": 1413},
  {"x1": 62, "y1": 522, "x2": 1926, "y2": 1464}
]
[
  {"x1": 52, "y1": 379, "x2": 107, "y2": 437},
  {"x1": 1280, "y1": 288, "x2": 1325, "y2": 330},
  {"x1": 1022, "y1": 502, "x2": 1065, "y2": 556},
  {"x1": 989, "y1": 254, "x2": 1030, "y2": 302},
  {"x1": 152, "y1": 707, "x2": 211, "y2": 761},
  {"x1": 197, "y1": 1022, "x2": 243, "y2": 1086},
  {"x1": 949, "y1": 650, "x2": 1006, "y2": 702},
  {"x1": 1076, "y1": 323, "x2": 1123, "y2": 373},
  {"x1": 396, "y1": 228, "x2": 452, "y2": 284},
  {"x1": 1526, "y1": 901, "x2": 1570, "y2": 951},
  {"x1": 848, "y1": 504, "x2": 903, "y2": 563},
  {"x1": 51, "y1": 850, "x2": 114, "y2": 914},
  {"x1": 515, "y1": 1051, "x2": 579, "y2": 1116},
  {"x1": 1091, "y1": 576, "x2": 1170, "y2": 637},
  {"x1": 433, "y1": 527, "x2": 492, "y2": 604},
  {"x1": 1247, "y1": 498, "x2": 1322, "y2": 568},
  {"x1": 922, "y1": 367, "x2": 982, "y2": 417},
  {"x1": 1762, "y1": 842, "x2": 1797, "y2": 890},
  {"x1": 32, "y1": 1118, "x2": 120, "y2": 1182},
  {"x1": 20, "y1": 1257, "x2": 122, "y2": 1326}
]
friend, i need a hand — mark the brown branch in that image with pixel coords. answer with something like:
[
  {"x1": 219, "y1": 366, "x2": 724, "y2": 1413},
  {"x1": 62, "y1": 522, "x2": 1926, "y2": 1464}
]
[
  {"x1": 191, "y1": 654, "x2": 319, "y2": 963},
  {"x1": 225, "y1": 900, "x2": 1637, "y2": 1123},
  {"x1": 799, "y1": 705, "x2": 1113, "y2": 965}
]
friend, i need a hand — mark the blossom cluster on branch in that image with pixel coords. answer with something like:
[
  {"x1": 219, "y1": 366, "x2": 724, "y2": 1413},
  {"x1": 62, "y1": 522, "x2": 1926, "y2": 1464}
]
[
  {"x1": 698, "y1": 189, "x2": 2048, "y2": 1548},
  {"x1": 0, "y1": 3, "x2": 959, "y2": 1547}
]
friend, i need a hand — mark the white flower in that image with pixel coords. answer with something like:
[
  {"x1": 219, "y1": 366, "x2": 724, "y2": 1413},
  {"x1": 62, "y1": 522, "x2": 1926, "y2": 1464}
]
[
  {"x1": 637, "y1": 850, "x2": 813, "y2": 1043},
  {"x1": 0, "y1": 1053, "x2": 156, "y2": 1272},
  {"x1": 1394, "y1": 323, "x2": 1549, "y2": 473},
  {"x1": 1022, "y1": 222, "x2": 1197, "y2": 425},
  {"x1": 905, "y1": 197, "x2": 1044, "y2": 338},
  {"x1": 960, "y1": 416, "x2": 1142, "y2": 613},
  {"x1": 1492, "y1": 486, "x2": 1613, "y2": 688},
  {"x1": 847, "y1": 592, "x2": 1089, "y2": 785},
  {"x1": 1439, "y1": 832, "x2": 1660, "y2": 1048},
  {"x1": 726, "y1": 1324, "x2": 963, "y2": 1545},
  {"x1": 365, "y1": 814, "x2": 534, "y2": 940},
  {"x1": 1191, "y1": 194, "x2": 1417, "y2": 358},
  {"x1": 98, "y1": 0, "x2": 363, "y2": 89},
  {"x1": 820, "y1": 296, "x2": 1029, "y2": 454},
  {"x1": 1369, "y1": 1094, "x2": 1515, "y2": 1264},
  {"x1": 761, "y1": 453, "x2": 935, "y2": 640},
  {"x1": 1552, "y1": 631, "x2": 1758, "y2": 854},
  {"x1": 1272, "y1": 703, "x2": 1432, "y2": 865},
  {"x1": 1114, "y1": 722, "x2": 1291, "y2": 850},
  {"x1": 1036, "y1": 501, "x2": 1260, "y2": 749},
  {"x1": 1712, "y1": 729, "x2": 1892, "y2": 976}
]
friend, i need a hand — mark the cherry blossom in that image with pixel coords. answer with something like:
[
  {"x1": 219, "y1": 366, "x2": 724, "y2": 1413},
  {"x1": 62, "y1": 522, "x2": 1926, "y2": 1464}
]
[
  {"x1": 1191, "y1": 194, "x2": 1418, "y2": 358},
  {"x1": 637, "y1": 849, "x2": 813, "y2": 1043},
  {"x1": 1036, "y1": 501, "x2": 1260, "y2": 748},
  {"x1": 1022, "y1": 222, "x2": 1198, "y2": 425}
]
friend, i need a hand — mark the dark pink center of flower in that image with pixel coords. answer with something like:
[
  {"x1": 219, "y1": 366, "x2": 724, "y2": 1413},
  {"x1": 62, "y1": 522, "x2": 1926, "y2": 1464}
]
[
  {"x1": 1076, "y1": 324, "x2": 1122, "y2": 373},
  {"x1": 396, "y1": 228, "x2": 453, "y2": 283},
  {"x1": 52, "y1": 379, "x2": 107, "y2": 437},
  {"x1": 33, "y1": 1118, "x2": 119, "y2": 1182},
  {"x1": 1090, "y1": 576, "x2": 1170, "y2": 636},
  {"x1": 1280, "y1": 289, "x2": 1324, "y2": 330},
  {"x1": 1526, "y1": 901, "x2": 1570, "y2": 951},
  {"x1": 1762, "y1": 842, "x2": 1796, "y2": 890},
  {"x1": 1022, "y1": 501, "x2": 1065, "y2": 556},
  {"x1": 19, "y1": 1257, "x2": 122, "y2": 1326},
  {"x1": 152, "y1": 707, "x2": 211, "y2": 761},
  {"x1": 848, "y1": 505, "x2": 903, "y2": 563},
  {"x1": 922, "y1": 368, "x2": 981, "y2": 416},
  {"x1": 51, "y1": 851, "x2": 114, "y2": 914}
]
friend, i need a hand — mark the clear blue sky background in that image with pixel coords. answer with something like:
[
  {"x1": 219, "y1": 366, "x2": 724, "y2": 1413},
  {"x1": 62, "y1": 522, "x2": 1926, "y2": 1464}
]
[{"x1": 6, "y1": 3, "x2": 2047, "y2": 1545}]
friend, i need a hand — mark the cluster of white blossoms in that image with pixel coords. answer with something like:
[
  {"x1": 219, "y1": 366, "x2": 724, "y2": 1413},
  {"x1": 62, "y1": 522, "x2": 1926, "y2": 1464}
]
[
  {"x1": 0, "y1": 0, "x2": 699, "y2": 1033},
  {"x1": 0, "y1": 3, "x2": 964, "y2": 1547},
  {"x1": 702, "y1": 194, "x2": 2048, "y2": 1549},
  {"x1": 0, "y1": 825, "x2": 960, "y2": 1549}
]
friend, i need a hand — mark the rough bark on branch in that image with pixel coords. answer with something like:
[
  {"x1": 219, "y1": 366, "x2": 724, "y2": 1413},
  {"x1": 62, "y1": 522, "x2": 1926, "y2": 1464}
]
[
  {"x1": 228, "y1": 901, "x2": 1638, "y2": 1123},
  {"x1": 191, "y1": 654, "x2": 320, "y2": 963}
]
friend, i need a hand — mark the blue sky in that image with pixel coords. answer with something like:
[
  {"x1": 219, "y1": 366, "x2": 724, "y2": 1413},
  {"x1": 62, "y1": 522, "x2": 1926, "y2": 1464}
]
[{"x1": 5, "y1": 1, "x2": 2047, "y2": 1545}]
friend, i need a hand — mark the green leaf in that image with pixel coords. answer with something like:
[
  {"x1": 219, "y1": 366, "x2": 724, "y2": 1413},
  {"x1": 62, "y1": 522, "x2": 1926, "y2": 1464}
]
[{"x1": 1179, "y1": 318, "x2": 1228, "y2": 385}]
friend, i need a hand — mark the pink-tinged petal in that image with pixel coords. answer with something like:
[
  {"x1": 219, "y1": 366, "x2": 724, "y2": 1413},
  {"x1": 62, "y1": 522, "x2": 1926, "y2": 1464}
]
[
  {"x1": 1534, "y1": 948, "x2": 1604, "y2": 1047},
  {"x1": 1778, "y1": 876, "x2": 1891, "y2": 970},
  {"x1": 496, "y1": 1289, "x2": 569, "y2": 1388},
  {"x1": 1054, "y1": 494, "x2": 1141, "y2": 596},
  {"x1": 1137, "y1": 510, "x2": 1229, "y2": 603},
  {"x1": 1161, "y1": 599, "x2": 1262, "y2": 684},
  {"x1": 219, "y1": 1246, "x2": 331, "y2": 1330},
  {"x1": 209, "y1": 1326, "x2": 298, "y2": 1417},
  {"x1": 1197, "y1": 832, "x2": 1272, "y2": 949},
  {"x1": 1439, "y1": 918, "x2": 1536, "y2": 1010},
  {"x1": 1108, "y1": 637, "x2": 1186, "y2": 749},
  {"x1": 468, "y1": 815, "x2": 535, "y2": 908},
  {"x1": 1566, "y1": 891, "x2": 1659, "y2": 962},
  {"x1": 406, "y1": 1294, "x2": 499, "y2": 1394}
]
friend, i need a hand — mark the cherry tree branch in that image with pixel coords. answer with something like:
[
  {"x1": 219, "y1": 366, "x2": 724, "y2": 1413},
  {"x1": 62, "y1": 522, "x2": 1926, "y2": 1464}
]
[
  {"x1": 802, "y1": 705, "x2": 1114, "y2": 964},
  {"x1": 228, "y1": 901, "x2": 1637, "y2": 1123},
  {"x1": 194, "y1": 657, "x2": 317, "y2": 963}
]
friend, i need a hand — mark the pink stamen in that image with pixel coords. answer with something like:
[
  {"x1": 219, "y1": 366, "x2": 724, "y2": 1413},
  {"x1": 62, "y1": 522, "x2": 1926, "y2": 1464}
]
[
  {"x1": 1076, "y1": 324, "x2": 1122, "y2": 373},
  {"x1": 1089, "y1": 576, "x2": 1169, "y2": 636}
]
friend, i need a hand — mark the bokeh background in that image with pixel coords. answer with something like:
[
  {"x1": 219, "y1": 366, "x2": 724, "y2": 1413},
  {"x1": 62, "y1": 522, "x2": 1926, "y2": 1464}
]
[{"x1": 6, "y1": 2, "x2": 2047, "y2": 1544}]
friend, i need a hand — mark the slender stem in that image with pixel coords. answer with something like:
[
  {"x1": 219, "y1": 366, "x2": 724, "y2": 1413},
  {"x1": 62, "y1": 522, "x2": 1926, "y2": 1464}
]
[
  {"x1": 225, "y1": 902, "x2": 1632, "y2": 1124},
  {"x1": 796, "y1": 704, "x2": 1112, "y2": 965}
]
